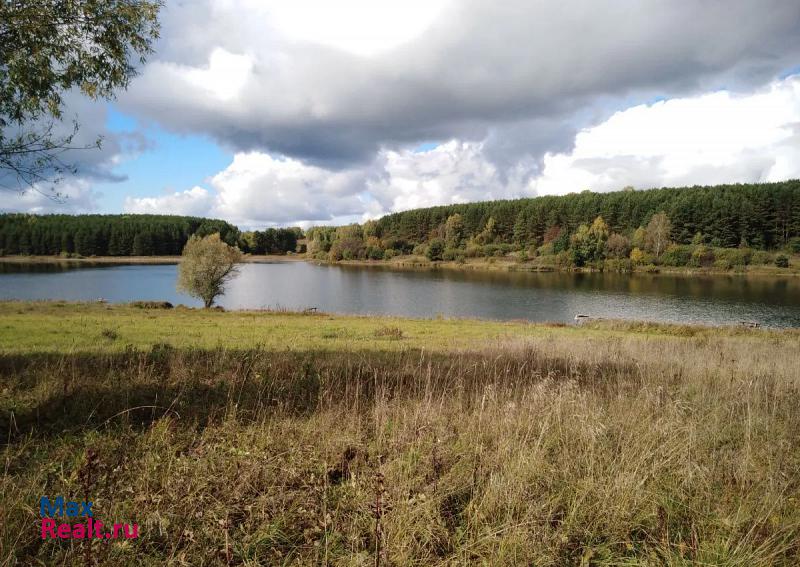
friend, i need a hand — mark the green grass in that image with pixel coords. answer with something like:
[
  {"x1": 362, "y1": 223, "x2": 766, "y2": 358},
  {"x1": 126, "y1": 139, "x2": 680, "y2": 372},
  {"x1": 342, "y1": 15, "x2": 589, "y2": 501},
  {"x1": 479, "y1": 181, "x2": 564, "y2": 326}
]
[
  {"x1": 0, "y1": 301, "x2": 600, "y2": 354},
  {"x1": 1, "y1": 301, "x2": 793, "y2": 355},
  {"x1": 2, "y1": 302, "x2": 800, "y2": 565}
]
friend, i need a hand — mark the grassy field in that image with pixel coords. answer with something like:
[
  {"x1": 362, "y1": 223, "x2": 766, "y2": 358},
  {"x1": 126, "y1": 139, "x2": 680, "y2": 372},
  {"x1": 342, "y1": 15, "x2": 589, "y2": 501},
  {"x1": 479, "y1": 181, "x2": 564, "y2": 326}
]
[{"x1": 1, "y1": 303, "x2": 800, "y2": 565}]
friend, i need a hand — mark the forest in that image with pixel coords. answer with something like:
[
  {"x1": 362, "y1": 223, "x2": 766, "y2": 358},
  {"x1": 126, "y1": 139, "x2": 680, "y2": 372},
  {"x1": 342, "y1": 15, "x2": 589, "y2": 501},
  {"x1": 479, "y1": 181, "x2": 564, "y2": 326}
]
[
  {"x1": 307, "y1": 181, "x2": 800, "y2": 269},
  {"x1": 2, "y1": 181, "x2": 800, "y2": 266},
  {"x1": 0, "y1": 214, "x2": 241, "y2": 256},
  {"x1": 0, "y1": 214, "x2": 307, "y2": 257}
]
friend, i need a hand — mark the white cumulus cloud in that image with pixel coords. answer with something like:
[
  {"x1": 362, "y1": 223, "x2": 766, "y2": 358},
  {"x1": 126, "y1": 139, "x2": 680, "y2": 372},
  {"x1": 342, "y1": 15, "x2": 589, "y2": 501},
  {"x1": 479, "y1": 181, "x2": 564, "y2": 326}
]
[
  {"x1": 124, "y1": 186, "x2": 216, "y2": 217},
  {"x1": 532, "y1": 76, "x2": 800, "y2": 194}
]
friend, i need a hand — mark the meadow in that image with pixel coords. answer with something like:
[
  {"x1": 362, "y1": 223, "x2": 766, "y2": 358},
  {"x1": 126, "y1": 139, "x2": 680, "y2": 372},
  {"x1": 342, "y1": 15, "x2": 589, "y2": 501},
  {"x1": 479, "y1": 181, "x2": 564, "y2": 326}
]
[{"x1": 1, "y1": 302, "x2": 799, "y2": 565}]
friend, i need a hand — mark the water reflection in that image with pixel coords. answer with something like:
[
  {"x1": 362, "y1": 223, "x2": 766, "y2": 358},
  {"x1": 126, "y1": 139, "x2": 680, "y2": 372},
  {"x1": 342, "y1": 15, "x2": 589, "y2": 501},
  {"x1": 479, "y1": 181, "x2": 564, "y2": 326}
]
[{"x1": 0, "y1": 261, "x2": 798, "y2": 327}]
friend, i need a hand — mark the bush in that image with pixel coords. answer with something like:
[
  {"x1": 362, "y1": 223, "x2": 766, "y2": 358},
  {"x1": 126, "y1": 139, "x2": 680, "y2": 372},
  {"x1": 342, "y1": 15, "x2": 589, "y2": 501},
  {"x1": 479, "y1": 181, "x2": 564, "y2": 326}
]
[
  {"x1": 713, "y1": 258, "x2": 733, "y2": 270},
  {"x1": 536, "y1": 254, "x2": 557, "y2": 267},
  {"x1": 383, "y1": 248, "x2": 399, "y2": 260},
  {"x1": 100, "y1": 328, "x2": 119, "y2": 340},
  {"x1": 630, "y1": 247, "x2": 653, "y2": 266},
  {"x1": 409, "y1": 243, "x2": 425, "y2": 256},
  {"x1": 329, "y1": 237, "x2": 366, "y2": 261},
  {"x1": 750, "y1": 250, "x2": 773, "y2": 265},
  {"x1": 660, "y1": 244, "x2": 692, "y2": 267},
  {"x1": 642, "y1": 264, "x2": 660, "y2": 273},
  {"x1": 465, "y1": 243, "x2": 484, "y2": 258},
  {"x1": 483, "y1": 244, "x2": 500, "y2": 257},
  {"x1": 382, "y1": 237, "x2": 411, "y2": 254},
  {"x1": 366, "y1": 246, "x2": 384, "y2": 260},
  {"x1": 555, "y1": 251, "x2": 573, "y2": 268},
  {"x1": 787, "y1": 237, "x2": 800, "y2": 254},
  {"x1": 373, "y1": 326, "x2": 404, "y2": 340},
  {"x1": 715, "y1": 248, "x2": 752, "y2": 267},
  {"x1": 426, "y1": 238, "x2": 445, "y2": 261},
  {"x1": 604, "y1": 258, "x2": 632, "y2": 273},
  {"x1": 537, "y1": 242, "x2": 554, "y2": 257},
  {"x1": 130, "y1": 301, "x2": 174, "y2": 309},
  {"x1": 689, "y1": 245, "x2": 715, "y2": 267},
  {"x1": 442, "y1": 248, "x2": 464, "y2": 261},
  {"x1": 775, "y1": 254, "x2": 790, "y2": 268}
]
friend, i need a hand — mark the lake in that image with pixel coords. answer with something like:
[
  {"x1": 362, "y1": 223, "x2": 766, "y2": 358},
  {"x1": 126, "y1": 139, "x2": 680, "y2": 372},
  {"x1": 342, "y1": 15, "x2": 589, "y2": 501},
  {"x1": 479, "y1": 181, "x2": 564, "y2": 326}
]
[{"x1": 1, "y1": 261, "x2": 799, "y2": 327}]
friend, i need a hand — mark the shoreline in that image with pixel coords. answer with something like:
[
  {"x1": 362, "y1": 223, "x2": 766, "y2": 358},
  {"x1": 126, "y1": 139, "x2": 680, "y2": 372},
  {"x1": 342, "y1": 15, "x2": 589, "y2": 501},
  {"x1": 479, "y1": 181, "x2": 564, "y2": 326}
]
[
  {"x1": 317, "y1": 255, "x2": 800, "y2": 278},
  {"x1": 1, "y1": 253, "x2": 798, "y2": 277},
  {"x1": 0, "y1": 254, "x2": 305, "y2": 265}
]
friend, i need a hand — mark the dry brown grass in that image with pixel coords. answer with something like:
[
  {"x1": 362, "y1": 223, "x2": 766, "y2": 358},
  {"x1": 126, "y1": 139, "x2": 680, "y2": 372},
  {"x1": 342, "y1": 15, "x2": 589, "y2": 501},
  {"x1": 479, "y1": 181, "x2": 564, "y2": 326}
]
[{"x1": 1, "y1": 327, "x2": 799, "y2": 565}]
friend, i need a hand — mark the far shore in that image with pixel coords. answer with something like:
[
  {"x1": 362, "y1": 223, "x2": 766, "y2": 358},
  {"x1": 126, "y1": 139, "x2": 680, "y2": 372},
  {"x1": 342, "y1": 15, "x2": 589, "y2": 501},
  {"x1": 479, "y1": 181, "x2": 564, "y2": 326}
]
[
  {"x1": 0, "y1": 254, "x2": 306, "y2": 265},
  {"x1": 318, "y1": 255, "x2": 800, "y2": 278},
  {"x1": 1, "y1": 253, "x2": 798, "y2": 277}
]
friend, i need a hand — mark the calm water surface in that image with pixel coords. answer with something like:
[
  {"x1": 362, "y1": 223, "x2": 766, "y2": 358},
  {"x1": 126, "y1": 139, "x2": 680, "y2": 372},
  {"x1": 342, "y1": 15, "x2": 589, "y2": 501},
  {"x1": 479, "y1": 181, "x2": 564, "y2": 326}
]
[{"x1": 1, "y1": 261, "x2": 799, "y2": 327}]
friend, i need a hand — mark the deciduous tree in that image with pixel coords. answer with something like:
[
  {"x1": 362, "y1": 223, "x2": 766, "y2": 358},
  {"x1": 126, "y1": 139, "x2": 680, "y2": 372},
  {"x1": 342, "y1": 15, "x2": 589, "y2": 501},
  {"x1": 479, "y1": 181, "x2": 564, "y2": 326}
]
[
  {"x1": 177, "y1": 234, "x2": 242, "y2": 308},
  {"x1": 646, "y1": 213, "x2": 672, "y2": 257},
  {"x1": 0, "y1": 0, "x2": 162, "y2": 193}
]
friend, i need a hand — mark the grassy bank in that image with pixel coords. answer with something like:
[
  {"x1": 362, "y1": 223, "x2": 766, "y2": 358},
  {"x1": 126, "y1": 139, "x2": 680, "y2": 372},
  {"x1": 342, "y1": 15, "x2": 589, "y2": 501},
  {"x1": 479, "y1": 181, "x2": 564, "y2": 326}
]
[{"x1": 1, "y1": 303, "x2": 800, "y2": 565}]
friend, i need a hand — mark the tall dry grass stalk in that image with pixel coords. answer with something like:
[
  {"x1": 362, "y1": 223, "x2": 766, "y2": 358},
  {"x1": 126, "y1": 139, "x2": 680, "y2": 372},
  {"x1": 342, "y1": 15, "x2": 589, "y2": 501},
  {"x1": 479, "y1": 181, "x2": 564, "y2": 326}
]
[{"x1": 1, "y1": 328, "x2": 799, "y2": 564}]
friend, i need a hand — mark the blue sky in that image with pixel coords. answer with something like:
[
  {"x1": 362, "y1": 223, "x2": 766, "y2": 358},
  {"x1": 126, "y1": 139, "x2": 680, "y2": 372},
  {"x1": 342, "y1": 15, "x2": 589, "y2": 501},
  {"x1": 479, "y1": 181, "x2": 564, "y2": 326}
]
[{"x1": 93, "y1": 107, "x2": 231, "y2": 213}]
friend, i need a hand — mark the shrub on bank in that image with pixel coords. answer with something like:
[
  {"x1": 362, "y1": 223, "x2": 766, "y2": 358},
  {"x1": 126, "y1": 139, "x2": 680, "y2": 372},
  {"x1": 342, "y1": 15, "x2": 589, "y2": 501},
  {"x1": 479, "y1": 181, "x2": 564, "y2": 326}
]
[
  {"x1": 555, "y1": 250, "x2": 573, "y2": 268},
  {"x1": 750, "y1": 250, "x2": 773, "y2": 265},
  {"x1": 660, "y1": 244, "x2": 692, "y2": 267},
  {"x1": 537, "y1": 242, "x2": 555, "y2": 257},
  {"x1": 425, "y1": 239, "x2": 445, "y2": 261},
  {"x1": 715, "y1": 247, "x2": 752, "y2": 267},
  {"x1": 366, "y1": 246, "x2": 384, "y2": 260},
  {"x1": 442, "y1": 248, "x2": 466, "y2": 262},
  {"x1": 689, "y1": 245, "x2": 715, "y2": 267},
  {"x1": 775, "y1": 254, "x2": 790, "y2": 268},
  {"x1": 465, "y1": 243, "x2": 484, "y2": 258},
  {"x1": 412, "y1": 243, "x2": 428, "y2": 257},
  {"x1": 630, "y1": 247, "x2": 653, "y2": 266},
  {"x1": 604, "y1": 258, "x2": 632, "y2": 273}
]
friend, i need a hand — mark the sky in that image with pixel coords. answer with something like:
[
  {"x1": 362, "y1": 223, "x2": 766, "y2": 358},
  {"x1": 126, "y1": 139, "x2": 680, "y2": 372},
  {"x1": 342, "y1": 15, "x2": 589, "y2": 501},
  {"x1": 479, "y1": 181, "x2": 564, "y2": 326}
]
[{"x1": 3, "y1": 0, "x2": 800, "y2": 228}]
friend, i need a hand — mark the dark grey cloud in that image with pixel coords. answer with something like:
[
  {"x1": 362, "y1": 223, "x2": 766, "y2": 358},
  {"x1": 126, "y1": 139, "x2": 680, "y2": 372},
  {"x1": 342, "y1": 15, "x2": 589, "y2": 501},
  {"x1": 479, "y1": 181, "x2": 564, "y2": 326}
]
[{"x1": 118, "y1": 0, "x2": 800, "y2": 169}]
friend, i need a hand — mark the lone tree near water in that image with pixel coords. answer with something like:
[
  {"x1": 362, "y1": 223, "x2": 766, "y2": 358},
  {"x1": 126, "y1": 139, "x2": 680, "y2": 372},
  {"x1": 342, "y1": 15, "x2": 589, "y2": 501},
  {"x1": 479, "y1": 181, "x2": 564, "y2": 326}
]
[{"x1": 177, "y1": 234, "x2": 242, "y2": 308}]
